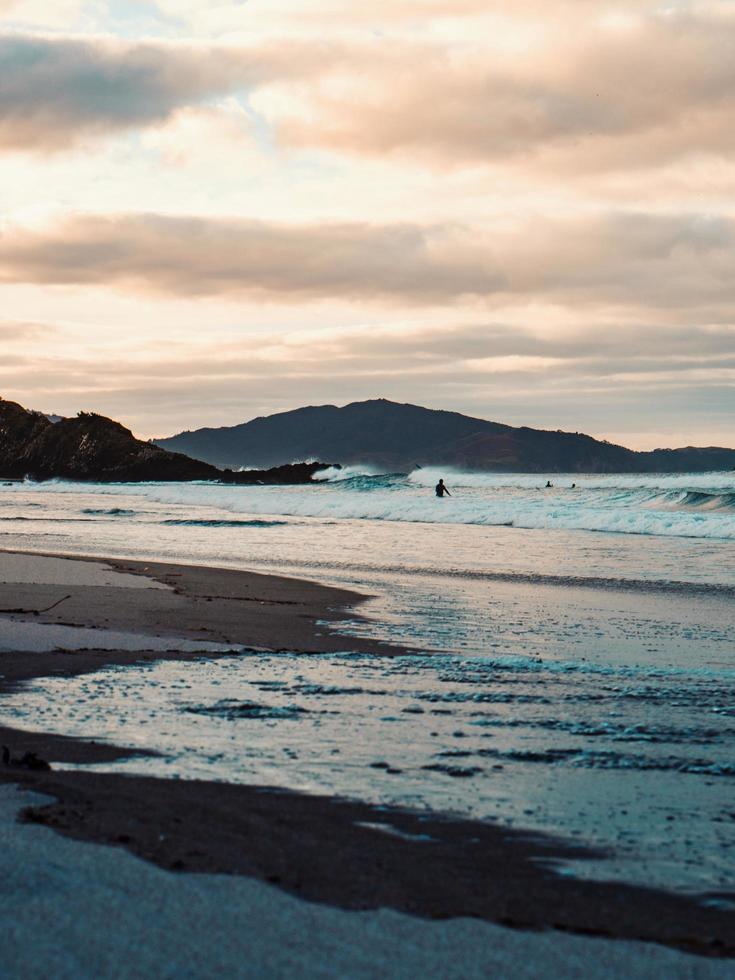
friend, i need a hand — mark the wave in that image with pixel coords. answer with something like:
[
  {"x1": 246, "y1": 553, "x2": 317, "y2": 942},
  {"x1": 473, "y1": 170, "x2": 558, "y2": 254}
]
[
  {"x1": 314, "y1": 464, "x2": 388, "y2": 482},
  {"x1": 283, "y1": 560, "x2": 735, "y2": 599},
  {"x1": 13, "y1": 470, "x2": 735, "y2": 540},
  {"x1": 139, "y1": 480, "x2": 735, "y2": 540},
  {"x1": 82, "y1": 507, "x2": 137, "y2": 516},
  {"x1": 406, "y1": 466, "x2": 735, "y2": 493},
  {"x1": 670, "y1": 490, "x2": 735, "y2": 512},
  {"x1": 295, "y1": 465, "x2": 735, "y2": 524},
  {"x1": 313, "y1": 465, "x2": 412, "y2": 493}
]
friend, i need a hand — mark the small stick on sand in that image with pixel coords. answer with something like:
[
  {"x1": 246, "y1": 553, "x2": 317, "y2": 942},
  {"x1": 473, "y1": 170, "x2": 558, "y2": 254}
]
[{"x1": 0, "y1": 595, "x2": 72, "y2": 616}]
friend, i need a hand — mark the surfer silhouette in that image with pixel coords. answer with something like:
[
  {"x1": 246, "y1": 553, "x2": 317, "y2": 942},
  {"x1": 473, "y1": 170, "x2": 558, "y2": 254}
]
[{"x1": 435, "y1": 479, "x2": 451, "y2": 498}]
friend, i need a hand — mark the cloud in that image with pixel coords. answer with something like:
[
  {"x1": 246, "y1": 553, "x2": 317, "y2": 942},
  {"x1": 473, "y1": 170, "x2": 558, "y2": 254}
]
[
  {"x1": 9, "y1": 319, "x2": 731, "y2": 388},
  {"x1": 0, "y1": 317, "x2": 53, "y2": 340},
  {"x1": 149, "y1": 0, "x2": 662, "y2": 36},
  {"x1": 3, "y1": 8, "x2": 734, "y2": 174},
  {"x1": 0, "y1": 212, "x2": 503, "y2": 300},
  {"x1": 5, "y1": 317, "x2": 732, "y2": 446},
  {"x1": 0, "y1": 34, "x2": 308, "y2": 151},
  {"x1": 266, "y1": 11, "x2": 735, "y2": 172},
  {"x1": 0, "y1": 210, "x2": 732, "y2": 315}
]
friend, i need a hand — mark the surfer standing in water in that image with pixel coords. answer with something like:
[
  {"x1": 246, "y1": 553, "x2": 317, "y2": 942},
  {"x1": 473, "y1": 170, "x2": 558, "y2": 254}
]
[{"x1": 435, "y1": 478, "x2": 451, "y2": 498}]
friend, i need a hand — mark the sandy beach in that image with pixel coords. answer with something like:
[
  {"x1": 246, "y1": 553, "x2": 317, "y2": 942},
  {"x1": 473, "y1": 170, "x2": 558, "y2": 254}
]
[
  {"x1": 4, "y1": 783, "x2": 730, "y2": 980},
  {"x1": 0, "y1": 548, "x2": 733, "y2": 977}
]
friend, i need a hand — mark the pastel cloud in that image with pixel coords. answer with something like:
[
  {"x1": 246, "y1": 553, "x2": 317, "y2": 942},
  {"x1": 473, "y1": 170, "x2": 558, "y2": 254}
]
[
  {"x1": 0, "y1": 213, "x2": 501, "y2": 300},
  {"x1": 0, "y1": 34, "x2": 312, "y2": 151},
  {"x1": 0, "y1": 0, "x2": 731, "y2": 449},
  {"x1": 3, "y1": 319, "x2": 732, "y2": 446},
  {"x1": 269, "y1": 12, "x2": 735, "y2": 171},
  {"x1": 0, "y1": 210, "x2": 732, "y2": 316},
  {"x1": 0, "y1": 318, "x2": 53, "y2": 340},
  {"x1": 148, "y1": 0, "x2": 659, "y2": 37},
  {"x1": 2, "y1": 7, "x2": 734, "y2": 175}
]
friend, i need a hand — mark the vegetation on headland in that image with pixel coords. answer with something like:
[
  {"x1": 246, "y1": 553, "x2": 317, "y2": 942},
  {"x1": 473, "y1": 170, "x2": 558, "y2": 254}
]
[{"x1": 0, "y1": 399, "x2": 332, "y2": 484}]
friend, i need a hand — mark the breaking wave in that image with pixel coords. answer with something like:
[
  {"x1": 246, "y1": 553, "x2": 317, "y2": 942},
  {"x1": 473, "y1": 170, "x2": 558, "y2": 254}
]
[
  {"x1": 136, "y1": 467, "x2": 735, "y2": 540},
  {"x1": 671, "y1": 490, "x2": 735, "y2": 511},
  {"x1": 8, "y1": 467, "x2": 735, "y2": 539}
]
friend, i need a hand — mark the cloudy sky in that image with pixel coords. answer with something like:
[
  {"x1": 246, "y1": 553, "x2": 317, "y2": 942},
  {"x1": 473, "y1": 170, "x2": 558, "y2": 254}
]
[{"x1": 0, "y1": 0, "x2": 733, "y2": 447}]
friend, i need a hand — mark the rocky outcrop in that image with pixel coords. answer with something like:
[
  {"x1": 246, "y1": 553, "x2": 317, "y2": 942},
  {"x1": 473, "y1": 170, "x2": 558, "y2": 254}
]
[
  {"x1": 0, "y1": 399, "x2": 52, "y2": 474},
  {"x1": 220, "y1": 462, "x2": 336, "y2": 485},
  {"x1": 0, "y1": 400, "x2": 333, "y2": 484}
]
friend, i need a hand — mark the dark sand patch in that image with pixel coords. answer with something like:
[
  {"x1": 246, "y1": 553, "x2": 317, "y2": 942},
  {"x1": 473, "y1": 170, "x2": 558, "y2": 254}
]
[{"x1": 4, "y1": 768, "x2": 733, "y2": 959}]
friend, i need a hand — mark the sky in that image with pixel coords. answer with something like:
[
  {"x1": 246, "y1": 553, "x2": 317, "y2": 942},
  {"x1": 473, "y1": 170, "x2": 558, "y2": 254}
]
[{"x1": 0, "y1": 1, "x2": 733, "y2": 448}]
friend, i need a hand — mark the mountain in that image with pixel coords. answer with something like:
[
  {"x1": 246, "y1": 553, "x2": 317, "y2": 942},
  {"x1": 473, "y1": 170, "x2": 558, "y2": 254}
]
[
  {"x1": 156, "y1": 398, "x2": 735, "y2": 473},
  {"x1": 0, "y1": 399, "x2": 331, "y2": 483}
]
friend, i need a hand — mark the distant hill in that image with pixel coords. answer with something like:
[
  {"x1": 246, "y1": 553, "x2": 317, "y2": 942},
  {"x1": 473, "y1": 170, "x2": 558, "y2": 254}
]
[
  {"x1": 0, "y1": 399, "x2": 331, "y2": 483},
  {"x1": 156, "y1": 398, "x2": 735, "y2": 473}
]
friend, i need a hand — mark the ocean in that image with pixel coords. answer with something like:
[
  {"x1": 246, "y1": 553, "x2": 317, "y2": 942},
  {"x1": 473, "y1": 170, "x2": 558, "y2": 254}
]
[{"x1": 1, "y1": 468, "x2": 733, "y2": 897}]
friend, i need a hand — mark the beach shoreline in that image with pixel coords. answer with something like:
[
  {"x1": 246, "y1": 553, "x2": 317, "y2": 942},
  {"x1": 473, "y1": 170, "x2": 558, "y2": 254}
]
[
  {"x1": 0, "y1": 548, "x2": 402, "y2": 765},
  {"x1": 0, "y1": 549, "x2": 733, "y2": 961}
]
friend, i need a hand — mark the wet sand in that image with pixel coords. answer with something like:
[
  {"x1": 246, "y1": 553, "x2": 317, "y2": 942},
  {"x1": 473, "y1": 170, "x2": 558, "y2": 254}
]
[
  {"x1": 3, "y1": 785, "x2": 728, "y2": 980},
  {"x1": 0, "y1": 550, "x2": 733, "y2": 964}
]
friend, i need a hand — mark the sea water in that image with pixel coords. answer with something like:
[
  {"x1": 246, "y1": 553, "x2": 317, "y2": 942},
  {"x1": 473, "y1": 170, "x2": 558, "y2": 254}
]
[{"x1": 0, "y1": 469, "x2": 733, "y2": 895}]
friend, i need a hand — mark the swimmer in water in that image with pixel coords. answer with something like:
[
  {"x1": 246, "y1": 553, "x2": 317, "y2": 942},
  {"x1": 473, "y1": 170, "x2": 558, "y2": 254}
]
[{"x1": 435, "y1": 478, "x2": 451, "y2": 498}]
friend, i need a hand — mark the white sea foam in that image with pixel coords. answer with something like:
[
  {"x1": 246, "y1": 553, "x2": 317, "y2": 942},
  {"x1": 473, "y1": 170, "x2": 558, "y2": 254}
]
[
  {"x1": 405, "y1": 466, "x2": 735, "y2": 492},
  {"x1": 111, "y1": 474, "x2": 735, "y2": 539},
  {"x1": 314, "y1": 464, "x2": 385, "y2": 481}
]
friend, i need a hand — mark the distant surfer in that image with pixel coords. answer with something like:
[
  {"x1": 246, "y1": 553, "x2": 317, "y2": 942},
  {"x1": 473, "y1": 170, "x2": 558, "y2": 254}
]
[
  {"x1": 435, "y1": 478, "x2": 451, "y2": 498},
  {"x1": 545, "y1": 481, "x2": 553, "y2": 488}
]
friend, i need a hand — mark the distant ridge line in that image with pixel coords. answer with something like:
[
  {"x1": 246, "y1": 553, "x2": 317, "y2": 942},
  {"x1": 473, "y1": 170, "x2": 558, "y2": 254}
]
[{"x1": 155, "y1": 398, "x2": 735, "y2": 474}]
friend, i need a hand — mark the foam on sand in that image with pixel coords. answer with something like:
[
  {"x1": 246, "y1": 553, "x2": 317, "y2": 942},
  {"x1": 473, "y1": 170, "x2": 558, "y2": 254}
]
[{"x1": 0, "y1": 784, "x2": 727, "y2": 980}]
